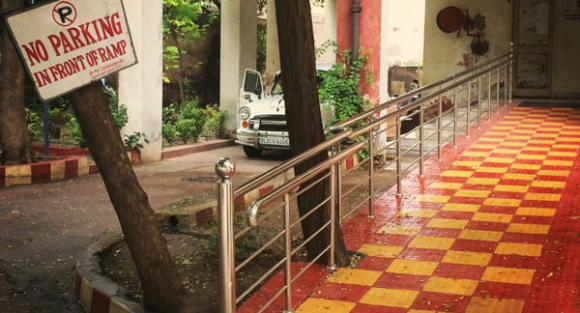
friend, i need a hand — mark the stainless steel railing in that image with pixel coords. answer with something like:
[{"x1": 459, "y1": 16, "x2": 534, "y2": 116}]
[{"x1": 215, "y1": 52, "x2": 514, "y2": 313}]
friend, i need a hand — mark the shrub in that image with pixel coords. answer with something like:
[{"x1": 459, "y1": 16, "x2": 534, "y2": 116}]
[
  {"x1": 25, "y1": 108, "x2": 42, "y2": 142},
  {"x1": 162, "y1": 123, "x2": 179, "y2": 145},
  {"x1": 70, "y1": 117, "x2": 85, "y2": 147},
  {"x1": 202, "y1": 105, "x2": 227, "y2": 139},
  {"x1": 124, "y1": 132, "x2": 150, "y2": 151},
  {"x1": 175, "y1": 119, "x2": 198, "y2": 143}
]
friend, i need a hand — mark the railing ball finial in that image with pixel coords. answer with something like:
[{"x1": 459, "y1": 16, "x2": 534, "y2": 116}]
[{"x1": 215, "y1": 157, "x2": 236, "y2": 179}]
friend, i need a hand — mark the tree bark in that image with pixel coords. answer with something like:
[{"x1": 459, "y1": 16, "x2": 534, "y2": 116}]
[
  {"x1": 171, "y1": 31, "x2": 186, "y2": 105},
  {"x1": 67, "y1": 82, "x2": 191, "y2": 312},
  {"x1": 0, "y1": 0, "x2": 32, "y2": 165},
  {"x1": 275, "y1": 0, "x2": 350, "y2": 266}
]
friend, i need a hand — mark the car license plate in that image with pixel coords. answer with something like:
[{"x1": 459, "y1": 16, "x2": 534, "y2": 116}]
[{"x1": 259, "y1": 137, "x2": 289, "y2": 146}]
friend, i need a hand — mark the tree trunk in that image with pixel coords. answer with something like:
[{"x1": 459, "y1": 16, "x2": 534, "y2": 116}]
[
  {"x1": 275, "y1": 0, "x2": 350, "y2": 266},
  {"x1": 0, "y1": 0, "x2": 32, "y2": 165},
  {"x1": 67, "y1": 82, "x2": 191, "y2": 312}
]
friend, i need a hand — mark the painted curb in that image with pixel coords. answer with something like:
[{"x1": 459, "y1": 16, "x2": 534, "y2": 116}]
[
  {"x1": 0, "y1": 155, "x2": 90, "y2": 187},
  {"x1": 161, "y1": 140, "x2": 236, "y2": 160},
  {"x1": 75, "y1": 234, "x2": 147, "y2": 313}
]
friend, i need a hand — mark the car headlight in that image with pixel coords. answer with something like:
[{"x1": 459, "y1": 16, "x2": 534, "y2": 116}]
[{"x1": 239, "y1": 107, "x2": 251, "y2": 120}]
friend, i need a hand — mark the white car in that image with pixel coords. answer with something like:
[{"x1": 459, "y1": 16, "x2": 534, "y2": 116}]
[{"x1": 235, "y1": 64, "x2": 334, "y2": 157}]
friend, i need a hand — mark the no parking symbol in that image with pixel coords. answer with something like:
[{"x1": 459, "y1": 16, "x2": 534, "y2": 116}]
[{"x1": 52, "y1": 1, "x2": 77, "y2": 26}]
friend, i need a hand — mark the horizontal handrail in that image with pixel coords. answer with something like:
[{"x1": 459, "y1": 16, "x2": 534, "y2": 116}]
[
  {"x1": 332, "y1": 52, "x2": 513, "y2": 130},
  {"x1": 348, "y1": 56, "x2": 513, "y2": 139}
]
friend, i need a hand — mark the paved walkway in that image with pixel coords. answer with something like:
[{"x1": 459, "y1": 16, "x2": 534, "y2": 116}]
[{"x1": 296, "y1": 105, "x2": 580, "y2": 313}]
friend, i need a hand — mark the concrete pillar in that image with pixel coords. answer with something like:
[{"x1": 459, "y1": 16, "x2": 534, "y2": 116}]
[
  {"x1": 220, "y1": 0, "x2": 258, "y2": 132},
  {"x1": 118, "y1": 0, "x2": 163, "y2": 162},
  {"x1": 265, "y1": 0, "x2": 280, "y2": 86},
  {"x1": 321, "y1": 0, "x2": 338, "y2": 63}
]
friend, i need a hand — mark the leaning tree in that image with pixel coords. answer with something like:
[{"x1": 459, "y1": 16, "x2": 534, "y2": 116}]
[{"x1": 274, "y1": 0, "x2": 350, "y2": 266}]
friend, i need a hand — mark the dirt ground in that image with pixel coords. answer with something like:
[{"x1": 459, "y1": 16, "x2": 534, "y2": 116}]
[{"x1": 0, "y1": 146, "x2": 286, "y2": 313}]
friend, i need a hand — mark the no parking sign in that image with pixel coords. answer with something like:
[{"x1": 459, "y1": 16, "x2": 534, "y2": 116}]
[{"x1": 4, "y1": 0, "x2": 138, "y2": 101}]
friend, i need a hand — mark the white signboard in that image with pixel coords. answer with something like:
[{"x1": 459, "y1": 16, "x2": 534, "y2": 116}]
[{"x1": 5, "y1": 0, "x2": 137, "y2": 101}]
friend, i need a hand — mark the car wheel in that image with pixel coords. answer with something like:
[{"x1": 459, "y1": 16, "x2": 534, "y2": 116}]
[{"x1": 243, "y1": 146, "x2": 263, "y2": 158}]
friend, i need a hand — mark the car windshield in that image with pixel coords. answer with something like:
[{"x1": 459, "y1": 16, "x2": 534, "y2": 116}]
[{"x1": 270, "y1": 72, "x2": 326, "y2": 96}]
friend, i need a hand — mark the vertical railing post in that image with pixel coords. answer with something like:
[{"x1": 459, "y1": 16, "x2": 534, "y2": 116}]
[
  {"x1": 487, "y1": 66, "x2": 492, "y2": 121},
  {"x1": 368, "y1": 128, "x2": 375, "y2": 218},
  {"x1": 437, "y1": 94, "x2": 443, "y2": 161},
  {"x1": 509, "y1": 43, "x2": 514, "y2": 103},
  {"x1": 466, "y1": 81, "x2": 472, "y2": 138},
  {"x1": 419, "y1": 104, "x2": 425, "y2": 176},
  {"x1": 478, "y1": 76, "x2": 482, "y2": 129},
  {"x1": 216, "y1": 158, "x2": 236, "y2": 313},
  {"x1": 496, "y1": 67, "x2": 501, "y2": 113},
  {"x1": 334, "y1": 144, "x2": 343, "y2": 223},
  {"x1": 283, "y1": 189, "x2": 293, "y2": 312},
  {"x1": 329, "y1": 163, "x2": 338, "y2": 271},
  {"x1": 396, "y1": 116, "x2": 402, "y2": 196},
  {"x1": 503, "y1": 64, "x2": 508, "y2": 105},
  {"x1": 453, "y1": 85, "x2": 458, "y2": 148}
]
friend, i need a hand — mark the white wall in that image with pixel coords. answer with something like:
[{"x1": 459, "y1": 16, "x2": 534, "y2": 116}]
[{"x1": 118, "y1": 0, "x2": 163, "y2": 161}]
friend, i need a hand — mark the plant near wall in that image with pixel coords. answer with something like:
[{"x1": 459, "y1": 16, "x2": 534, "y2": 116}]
[
  {"x1": 201, "y1": 104, "x2": 227, "y2": 139},
  {"x1": 163, "y1": 0, "x2": 218, "y2": 105},
  {"x1": 124, "y1": 132, "x2": 150, "y2": 151}
]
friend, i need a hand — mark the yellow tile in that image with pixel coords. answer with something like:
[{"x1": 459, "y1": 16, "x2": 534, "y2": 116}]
[
  {"x1": 462, "y1": 151, "x2": 491, "y2": 158},
  {"x1": 472, "y1": 212, "x2": 513, "y2": 223},
  {"x1": 327, "y1": 268, "x2": 382, "y2": 286},
  {"x1": 429, "y1": 182, "x2": 463, "y2": 190},
  {"x1": 543, "y1": 160, "x2": 574, "y2": 167},
  {"x1": 510, "y1": 163, "x2": 542, "y2": 170},
  {"x1": 471, "y1": 144, "x2": 499, "y2": 149},
  {"x1": 386, "y1": 259, "x2": 439, "y2": 276},
  {"x1": 495, "y1": 242, "x2": 543, "y2": 257},
  {"x1": 480, "y1": 137, "x2": 504, "y2": 142},
  {"x1": 494, "y1": 185, "x2": 529, "y2": 193},
  {"x1": 476, "y1": 167, "x2": 509, "y2": 174},
  {"x1": 452, "y1": 161, "x2": 483, "y2": 168},
  {"x1": 537, "y1": 170, "x2": 570, "y2": 177},
  {"x1": 506, "y1": 223, "x2": 550, "y2": 235},
  {"x1": 423, "y1": 277, "x2": 479, "y2": 296},
  {"x1": 482, "y1": 267, "x2": 535, "y2": 285},
  {"x1": 515, "y1": 207, "x2": 556, "y2": 217},
  {"x1": 531, "y1": 180, "x2": 566, "y2": 188},
  {"x1": 442, "y1": 203, "x2": 481, "y2": 212},
  {"x1": 534, "y1": 133, "x2": 559, "y2": 138},
  {"x1": 377, "y1": 224, "x2": 422, "y2": 236},
  {"x1": 543, "y1": 122, "x2": 565, "y2": 126},
  {"x1": 506, "y1": 136, "x2": 531, "y2": 140},
  {"x1": 442, "y1": 250, "x2": 492, "y2": 266},
  {"x1": 487, "y1": 131, "x2": 511, "y2": 136},
  {"x1": 493, "y1": 126, "x2": 515, "y2": 130},
  {"x1": 359, "y1": 288, "x2": 419, "y2": 309},
  {"x1": 516, "y1": 154, "x2": 546, "y2": 161},
  {"x1": 483, "y1": 198, "x2": 522, "y2": 207},
  {"x1": 297, "y1": 298, "x2": 356, "y2": 313},
  {"x1": 458, "y1": 229, "x2": 503, "y2": 242},
  {"x1": 408, "y1": 236, "x2": 456, "y2": 250},
  {"x1": 417, "y1": 194, "x2": 451, "y2": 203},
  {"x1": 512, "y1": 129, "x2": 535, "y2": 134},
  {"x1": 485, "y1": 157, "x2": 516, "y2": 163},
  {"x1": 524, "y1": 193, "x2": 561, "y2": 201},
  {"x1": 557, "y1": 137, "x2": 580, "y2": 142},
  {"x1": 359, "y1": 244, "x2": 404, "y2": 258},
  {"x1": 529, "y1": 140, "x2": 554, "y2": 144},
  {"x1": 560, "y1": 131, "x2": 580, "y2": 135},
  {"x1": 408, "y1": 310, "x2": 437, "y2": 313},
  {"x1": 454, "y1": 189, "x2": 491, "y2": 198},
  {"x1": 493, "y1": 149, "x2": 519, "y2": 154},
  {"x1": 553, "y1": 144, "x2": 579, "y2": 149},
  {"x1": 466, "y1": 178, "x2": 501, "y2": 185},
  {"x1": 398, "y1": 209, "x2": 438, "y2": 218},
  {"x1": 500, "y1": 141, "x2": 527, "y2": 147},
  {"x1": 466, "y1": 297, "x2": 525, "y2": 313},
  {"x1": 441, "y1": 171, "x2": 473, "y2": 178},
  {"x1": 499, "y1": 121, "x2": 520, "y2": 124},
  {"x1": 548, "y1": 151, "x2": 576, "y2": 157},
  {"x1": 522, "y1": 146, "x2": 551, "y2": 152},
  {"x1": 426, "y1": 218, "x2": 469, "y2": 229},
  {"x1": 502, "y1": 173, "x2": 536, "y2": 181}
]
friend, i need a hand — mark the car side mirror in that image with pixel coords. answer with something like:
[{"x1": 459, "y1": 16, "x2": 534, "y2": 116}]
[
  {"x1": 244, "y1": 94, "x2": 252, "y2": 102},
  {"x1": 255, "y1": 86, "x2": 262, "y2": 99}
]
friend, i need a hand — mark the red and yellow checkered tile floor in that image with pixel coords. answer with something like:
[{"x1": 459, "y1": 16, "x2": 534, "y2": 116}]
[{"x1": 296, "y1": 105, "x2": 580, "y2": 313}]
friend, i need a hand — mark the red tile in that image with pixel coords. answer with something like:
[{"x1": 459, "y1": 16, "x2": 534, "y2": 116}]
[
  {"x1": 397, "y1": 248, "x2": 446, "y2": 262},
  {"x1": 351, "y1": 304, "x2": 407, "y2": 313},
  {"x1": 410, "y1": 291, "x2": 470, "y2": 312},
  {"x1": 311, "y1": 282, "x2": 370, "y2": 303},
  {"x1": 474, "y1": 282, "x2": 531, "y2": 300},
  {"x1": 374, "y1": 272, "x2": 428, "y2": 290},
  {"x1": 434, "y1": 263, "x2": 485, "y2": 280},
  {"x1": 451, "y1": 239, "x2": 497, "y2": 253},
  {"x1": 357, "y1": 257, "x2": 394, "y2": 271}
]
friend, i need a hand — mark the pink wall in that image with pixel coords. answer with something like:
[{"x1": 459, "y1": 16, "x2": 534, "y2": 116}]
[{"x1": 337, "y1": 0, "x2": 382, "y2": 104}]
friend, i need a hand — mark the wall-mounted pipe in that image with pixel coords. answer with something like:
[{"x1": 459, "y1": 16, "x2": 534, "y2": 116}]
[{"x1": 351, "y1": 0, "x2": 362, "y2": 61}]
